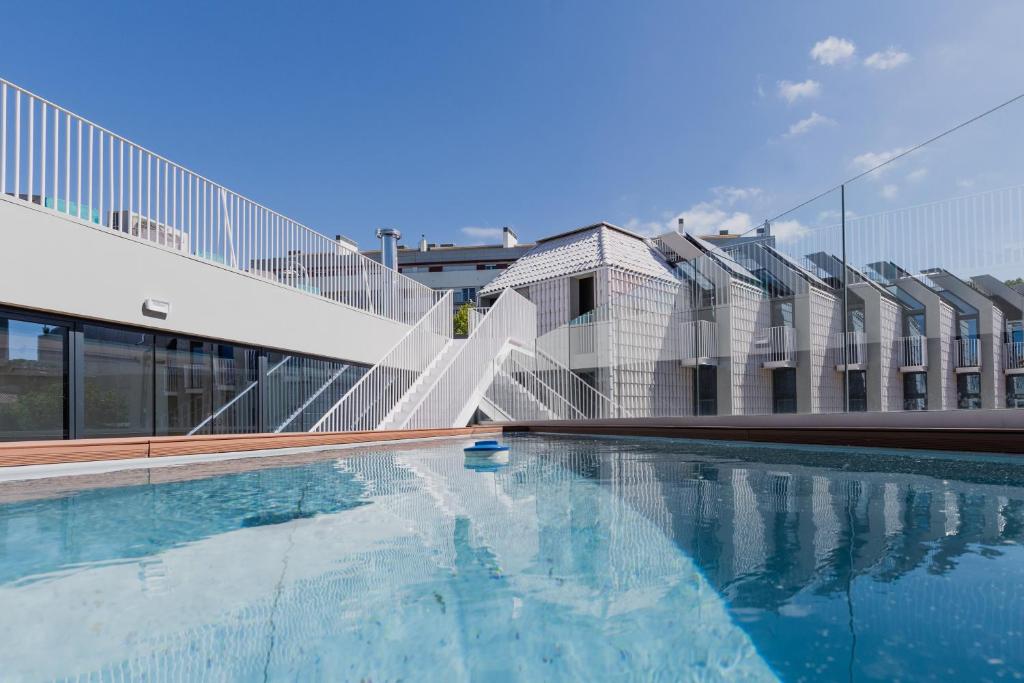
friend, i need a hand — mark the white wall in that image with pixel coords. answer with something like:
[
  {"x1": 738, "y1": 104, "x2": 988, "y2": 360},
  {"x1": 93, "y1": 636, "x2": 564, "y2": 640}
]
[{"x1": 0, "y1": 198, "x2": 408, "y2": 365}]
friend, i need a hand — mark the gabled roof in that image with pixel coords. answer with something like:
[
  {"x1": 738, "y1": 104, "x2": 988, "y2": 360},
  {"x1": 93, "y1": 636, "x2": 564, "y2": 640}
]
[{"x1": 479, "y1": 222, "x2": 677, "y2": 295}]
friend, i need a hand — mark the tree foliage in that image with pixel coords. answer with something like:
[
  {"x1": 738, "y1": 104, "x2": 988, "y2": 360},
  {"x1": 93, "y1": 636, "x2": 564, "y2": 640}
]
[{"x1": 453, "y1": 301, "x2": 474, "y2": 336}]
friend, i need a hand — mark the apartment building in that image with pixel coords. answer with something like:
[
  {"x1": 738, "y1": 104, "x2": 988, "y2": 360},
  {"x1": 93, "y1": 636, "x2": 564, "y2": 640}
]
[{"x1": 477, "y1": 221, "x2": 1024, "y2": 417}]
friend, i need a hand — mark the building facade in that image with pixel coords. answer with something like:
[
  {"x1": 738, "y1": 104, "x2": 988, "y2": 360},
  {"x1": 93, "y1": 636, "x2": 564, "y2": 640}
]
[{"x1": 478, "y1": 221, "x2": 1024, "y2": 418}]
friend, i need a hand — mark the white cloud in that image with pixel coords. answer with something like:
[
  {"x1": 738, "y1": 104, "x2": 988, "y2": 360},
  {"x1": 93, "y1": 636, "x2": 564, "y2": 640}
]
[
  {"x1": 460, "y1": 226, "x2": 503, "y2": 243},
  {"x1": 864, "y1": 48, "x2": 911, "y2": 70},
  {"x1": 676, "y1": 202, "x2": 753, "y2": 235},
  {"x1": 777, "y1": 79, "x2": 821, "y2": 103},
  {"x1": 810, "y1": 36, "x2": 856, "y2": 65},
  {"x1": 628, "y1": 186, "x2": 766, "y2": 238},
  {"x1": 907, "y1": 168, "x2": 928, "y2": 182},
  {"x1": 771, "y1": 219, "x2": 809, "y2": 243},
  {"x1": 851, "y1": 147, "x2": 908, "y2": 174},
  {"x1": 881, "y1": 184, "x2": 899, "y2": 199},
  {"x1": 711, "y1": 186, "x2": 763, "y2": 204},
  {"x1": 784, "y1": 112, "x2": 835, "y2": 138}
]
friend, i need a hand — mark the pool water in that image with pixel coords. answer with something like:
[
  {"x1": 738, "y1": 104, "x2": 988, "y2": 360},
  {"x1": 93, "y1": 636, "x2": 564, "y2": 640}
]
[{"x1": 0, "y1": 435, "x2": 1022, "y2": 681}]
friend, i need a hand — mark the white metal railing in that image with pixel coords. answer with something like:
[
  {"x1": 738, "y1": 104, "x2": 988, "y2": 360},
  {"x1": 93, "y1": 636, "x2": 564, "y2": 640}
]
[
  {"x1": 311, "y1": 291, "x2": 453, "y2": 432},
  {"x1": 487, "y1": 350, "x2": 582, "y2": 421},
  {"x1": 0, "y1": 77, "x2": 437, "y2": 325},
  {"x1": 570, "y1": 322, "x2": 596, "y2": 354},
  {"x1": 762, "y1": 326, "x2": 797, "y2": 365},
  {"x1": 403, "y1": 289, "x2": 536, "y2": 429},
  {"x1": 896, "y1": 335, "x2": 927, "y2": 368},
  {"x1": 486, "y1": 367, "x2": 560, "y2": 421},
  {"x1": 1005, "y1": 342, "x2": 1024, "y2": 371},
  {"x1": 682, "y1": 320, "x2": 718, "y2": 364},
  {"x1": 494, "y1": 347, "x2": 625, "y2": 420},
  {"x1": 833, "y1": 331, "x2": 867, "y2": 368},
  {"x1": 955, "y1": 337, "x2": 981, "y2": 368},
  {"x1": 467, "y1": 307, "x2": 486, "y2": 336}
]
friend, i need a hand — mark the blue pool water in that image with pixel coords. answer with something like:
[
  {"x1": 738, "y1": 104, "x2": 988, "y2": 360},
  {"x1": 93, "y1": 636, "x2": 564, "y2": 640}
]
[{"x1": 1, "y1": 435, "x2": 1023, "y2": 681}]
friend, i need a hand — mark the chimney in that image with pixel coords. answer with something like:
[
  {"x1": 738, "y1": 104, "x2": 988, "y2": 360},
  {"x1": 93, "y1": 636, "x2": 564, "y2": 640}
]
[
  {"x1": 677, "y1": 217, "x2": 685, "y2": 233},
  {"x1": 419, "y1": 234, "x2": 428, "y2": 252},
  {"x1": 375, "y1": 228, "x2": 402, "y2": 270},
  {"x1": 502, "y1": 226, "x2": 518, "y2": 248}
]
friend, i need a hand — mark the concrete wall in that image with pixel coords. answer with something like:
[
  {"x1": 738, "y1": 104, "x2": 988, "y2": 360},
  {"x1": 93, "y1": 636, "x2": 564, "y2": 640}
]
[{"x1": 0, "y1": 198, "x2": 408, "y2": 365}]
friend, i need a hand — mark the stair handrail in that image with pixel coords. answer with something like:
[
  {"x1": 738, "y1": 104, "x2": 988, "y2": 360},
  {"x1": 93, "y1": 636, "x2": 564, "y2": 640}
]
[
  {"x1": 311, "y1": 290, "x2": 454, "y2": 432},
  {"x1": 403, "y1": 289, "x2": 536, "y2": 429},
  {"x1": 528, "y1": 347, "x2": 629, "y2": 419}
]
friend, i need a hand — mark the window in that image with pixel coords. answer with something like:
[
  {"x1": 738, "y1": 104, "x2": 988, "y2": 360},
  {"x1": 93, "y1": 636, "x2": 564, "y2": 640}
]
[
  {"x1": 455, "y1": 288, "x2": 477, "y2": 305},
  {"x1": 846, "y1": 370, "x2": 867, "y2": 412},
  {"x1": 957, "y1": 373, "x2": 982, "y2": 410},
  {"x1": 771, "y1": 300, "x2": 795, "y2": 328},
  {"x1": 155, "y1": 336, "x2": 212, "y2": 436},
  {"x1": 904, "y1": 312, "x2": 925, "y2": 338},
  {"x1": 849, "y1": 309, "x2": 866, "y2": 333},
  {"x1": 1008, "y1": 375, "x2": 1024, "y2": 408},
  {"x1": 572, "y1": 275, "x2": 595, "y2": 319},
  {"x1": 83, "y1": 325, "x2": 154, "y2": 438},
  {"x1": 772, "y1": 367, "x2": 797, "y2": 413},
  {"x1": 693, "y1": 366, "x2": 717, "y2": 415},
  {"x1": 428, "y1": 266, "x2": 443, "y2": 273},
  {"x1": 903, "y1": 372, "x2": 927, "y2": 411},
  {"x1": 0, "y1": 315, "x2": 67, "y2": 440}
]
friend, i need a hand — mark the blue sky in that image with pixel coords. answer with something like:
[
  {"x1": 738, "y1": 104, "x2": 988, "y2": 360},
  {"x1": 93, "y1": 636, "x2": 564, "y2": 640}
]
[{"x1": 3, "y1": 1, "x2": 1023, "y2": 250}]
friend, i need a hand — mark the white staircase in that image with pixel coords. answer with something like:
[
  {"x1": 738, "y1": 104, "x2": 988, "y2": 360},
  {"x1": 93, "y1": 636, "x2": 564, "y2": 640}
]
[
  {"x1": 311, "y1": 288, "x2": 626, "y2": 432},
  {"x1": 379, "y1": 339, "x2": 465, "y2": 430}
]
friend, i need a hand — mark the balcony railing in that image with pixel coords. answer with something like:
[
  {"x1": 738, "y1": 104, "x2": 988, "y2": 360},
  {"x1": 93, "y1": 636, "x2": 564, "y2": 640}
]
[
  {"x1": 833, "y1": 331, "x2": 867, "y2": 369},
  {"x1": 1005, "y1": 342, "x2": 1024, "y2": 373},
  {"x1": 954, "y1": 337, "x2": 981, "y2": 369},
  {"x1": 0, "y1": 77, "x2": 438, "y2": 325},
  {"x1": 681, "y1": 320, "x2": 718, "y2": 366},
  {"x1": 896, "y1": 335, "x2": 927, "y2": 369},
  {"x1": 761, "y1": 326, "x2": 797, "y2": 367}
]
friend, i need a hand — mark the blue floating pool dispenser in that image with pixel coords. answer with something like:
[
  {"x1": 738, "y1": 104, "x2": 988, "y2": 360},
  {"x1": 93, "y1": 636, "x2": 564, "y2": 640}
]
[{"x1": 464, "y1": 440, "x2": 510, "y2": 453}]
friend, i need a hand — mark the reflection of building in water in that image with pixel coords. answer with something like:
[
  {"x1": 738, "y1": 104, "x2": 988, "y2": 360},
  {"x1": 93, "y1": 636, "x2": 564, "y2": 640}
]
[{"x1": 549, "y1": 439, "x2": 1024, "y2": 616}]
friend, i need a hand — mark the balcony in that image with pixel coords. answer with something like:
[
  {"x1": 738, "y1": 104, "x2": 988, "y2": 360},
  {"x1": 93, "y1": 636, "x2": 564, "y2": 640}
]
[
  {"x1": 896, "y1": 335, "x2": 927, "y2": 372},
  {"x1": 954, "y1": 337, "x2": 981, "y2": 373},
  {"x1": 681, "y1": 320, "x2": 718, "y2": 367},
  {"x1": 760, "y1": 326, "x2": 797, "y2": 369},
  {"x1": 833, "y1": 331, "x2": 867, "y2": 371},
  {"x1": 1005, "y1": 342, "x2": 1024, "y2": 375}
]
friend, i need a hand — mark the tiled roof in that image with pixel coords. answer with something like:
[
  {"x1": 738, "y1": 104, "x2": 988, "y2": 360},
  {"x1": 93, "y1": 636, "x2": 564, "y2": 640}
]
[{"x1": 479, "y1": 223, "x2": 677, "y2": 295}]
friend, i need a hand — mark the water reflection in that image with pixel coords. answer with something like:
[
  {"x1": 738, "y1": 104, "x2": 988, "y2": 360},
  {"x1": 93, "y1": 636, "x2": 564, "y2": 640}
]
[
  {"x1": 0, "y1": 436, "x2": 1021, "y2": 681},
  {"x1": 539, "y1": 436, "x2": 1024, "y2": 682}
]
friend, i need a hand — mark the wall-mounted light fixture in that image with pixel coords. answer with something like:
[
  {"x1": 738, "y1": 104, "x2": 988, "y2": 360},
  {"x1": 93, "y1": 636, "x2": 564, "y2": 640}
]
[{"x1": 142, "y1": 298, "x2": 171, "y2": 319}]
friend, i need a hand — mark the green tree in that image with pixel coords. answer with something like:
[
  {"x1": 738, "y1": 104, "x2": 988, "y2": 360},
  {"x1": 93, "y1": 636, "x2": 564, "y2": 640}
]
[
  {"x1": 453, "y1": 301, "x2": 474, "y2": 336},
  {"x1": 1006, "y1": 277, "x2": 1024, "y2": 287}
]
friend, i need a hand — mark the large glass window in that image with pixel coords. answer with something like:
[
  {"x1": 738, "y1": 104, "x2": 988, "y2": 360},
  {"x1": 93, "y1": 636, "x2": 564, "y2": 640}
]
[
  {"x1": 1007, "y1": 375, "x2": 1024, "y2": 408},
  {"x1": 83, "y1": 325, "x2": 154, "y2": 438},
  {"x1": 693, "y1": 366, "x2": 717, "y2": 416},
  {"x1": 0, "y1": 316, "x2": 67, "y2": 440},
  {"x1": 903, "y1": 372, "x2": 928, "y2": 411},
  {"x1": 771, "y1": 300, "x2": 795, "y2": 328},
  {"x1": 847, "y1": 370, "x2": 867, "y2": 412},
  {"x1": 155, "y1": 336, "x2": 212, "y2": 436},
  {"x1": 772, "y1": 367, "x2": 797, "y2": 414},
  {"x1": 205, "y1": 344, "x2": 260, "y2": 435},
  {"x1": 957, "y1": 373, "x2": 982, "y2": 410}
]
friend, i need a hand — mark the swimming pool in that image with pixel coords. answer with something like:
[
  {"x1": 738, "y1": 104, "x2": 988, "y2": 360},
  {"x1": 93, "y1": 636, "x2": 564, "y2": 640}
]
[{"x1": 1, "y1": 434, "x2": 1022, "y2": 681}]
